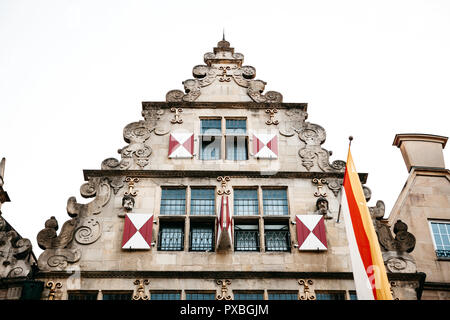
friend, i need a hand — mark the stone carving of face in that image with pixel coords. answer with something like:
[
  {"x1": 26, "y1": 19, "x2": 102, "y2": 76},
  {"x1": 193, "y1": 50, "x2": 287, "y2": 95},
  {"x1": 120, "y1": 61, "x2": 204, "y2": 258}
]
[
  {"x1": 316, "y1": 198, "x2": 328, "y2": 214},
  {"x1": 122, "y1": 195, "x2": 135, "y2": 212}
]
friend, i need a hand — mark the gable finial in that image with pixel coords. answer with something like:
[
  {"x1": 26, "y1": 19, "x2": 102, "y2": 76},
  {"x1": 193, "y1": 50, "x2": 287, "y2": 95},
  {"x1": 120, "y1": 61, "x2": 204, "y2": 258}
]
[{"x1": 222, "y1": 28, "x2": 225, "y2": 41}]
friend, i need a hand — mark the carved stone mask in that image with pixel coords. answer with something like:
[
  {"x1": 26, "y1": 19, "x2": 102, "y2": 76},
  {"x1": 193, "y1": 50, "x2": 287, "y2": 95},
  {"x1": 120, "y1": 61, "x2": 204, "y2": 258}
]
[
  {"x1": 122, "y1": 195, "x2": 135, "y2": 212},
  {"x1": 316, "y1": 197, "x2": 328, "y2": 214}
]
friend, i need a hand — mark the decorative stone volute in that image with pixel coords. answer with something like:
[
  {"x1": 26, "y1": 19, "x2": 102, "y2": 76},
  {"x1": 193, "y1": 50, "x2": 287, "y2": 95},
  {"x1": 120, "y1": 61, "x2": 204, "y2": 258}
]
[{"x1": 166, "y1": 38, "x2": 283, "y2": 103}]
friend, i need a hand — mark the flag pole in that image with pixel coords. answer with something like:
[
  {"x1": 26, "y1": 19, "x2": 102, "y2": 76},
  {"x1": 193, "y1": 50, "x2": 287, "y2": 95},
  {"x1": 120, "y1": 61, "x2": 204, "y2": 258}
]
[{"x1": 336, "y1": 136, "x2": 353, "y2": 223}]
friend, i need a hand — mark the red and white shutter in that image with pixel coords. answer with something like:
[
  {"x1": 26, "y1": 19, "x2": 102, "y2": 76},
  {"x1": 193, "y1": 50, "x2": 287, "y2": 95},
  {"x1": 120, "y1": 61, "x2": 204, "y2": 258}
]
[
  {"x1": 122, "y1": 213, "x2": 154, "y2": 250},
  {"x1": 168, "y1": 132, "x2": 194, "y2": 158},
  {"x1": 216, "y1": 195, "x2": 233, "y2": 250},
  {"x1": 252, "y1": 133, "x2": 278, "y2": 159},
  {"x1": 296, "y1": 215, "x2": 327, "y2": 251}
]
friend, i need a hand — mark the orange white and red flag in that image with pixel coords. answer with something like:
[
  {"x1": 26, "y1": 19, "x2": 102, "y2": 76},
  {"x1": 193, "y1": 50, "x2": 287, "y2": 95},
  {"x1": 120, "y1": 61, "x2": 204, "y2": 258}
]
[{"x1": 341, "y1": 147, "x2": 393, "y2": 300}]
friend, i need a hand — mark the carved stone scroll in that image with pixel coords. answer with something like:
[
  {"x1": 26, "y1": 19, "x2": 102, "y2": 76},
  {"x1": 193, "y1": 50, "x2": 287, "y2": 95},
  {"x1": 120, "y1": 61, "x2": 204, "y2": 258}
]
[
  {"x1": 216, "y1": 279, "x2": 232, "y2": 300},
  {"x1": 298, "y1": 279, "x2": 316, "y2": 300},
  {"x1": 0, "y1": 216, "x2": 33, "y2": 278},
  {"x1": 132, "y1": 279, "x2": 150, "y2": 300}
]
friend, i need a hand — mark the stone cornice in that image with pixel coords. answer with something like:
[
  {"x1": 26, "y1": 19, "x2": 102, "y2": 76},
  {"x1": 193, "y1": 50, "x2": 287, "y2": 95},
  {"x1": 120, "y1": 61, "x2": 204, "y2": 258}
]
[
  {"x1": 34, "y1": 270, "x2": 424, "y2": 282},
  {"x1": 393, "y1": 133, "x2": 448, "y2": 148},
  {"x1": 142, "y1": 101, "x2": 308, "y2": 111},
  {"x1": 83, "y1": 169, "x2": 368, "y2": 184}
]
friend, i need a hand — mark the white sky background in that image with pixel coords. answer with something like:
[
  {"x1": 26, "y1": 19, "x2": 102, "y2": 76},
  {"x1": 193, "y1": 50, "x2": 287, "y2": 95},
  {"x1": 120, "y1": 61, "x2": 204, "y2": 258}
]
[{"x1": 1, "y1": 0, "x2": 449, "y2": 256}]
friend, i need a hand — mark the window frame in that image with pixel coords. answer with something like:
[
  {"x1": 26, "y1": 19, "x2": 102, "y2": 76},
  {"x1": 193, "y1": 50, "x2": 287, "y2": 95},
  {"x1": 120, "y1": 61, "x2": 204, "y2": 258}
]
[
  {"x1": 150, "y1": 291, "x2": 181, "y2": 300},
  {"x1": 233, "y1": 188, "x2": 259, "y2": 216},
  {"x1": 157, "y1": 221, "x2": 185, "y2": 251},
  {"x1": 190, "y1": 187, "x2": 216, "y2": 216},
  {"x1": 67, "y1": 291, "x2": 98, "y2": 301},
  {"x1": 264, "y1": 222, "x2": 291, "y2": 252},
  {"x1": 262, "y1": 187, "x2": 289, "y2": 216},
  {"x1": 189, "y1": 221, "x2": 215, "y2": 252},
  {"x1": 234, "y1": 223, "x2": 260, "y2": 252},
  {"x1": 160, "y1": 187, "x2": 187, "y2": 216},
  {"x1": 199, "y1": 118, "x2": 222, "y2": 161},
  {"x1": 428, "y1": 219, "x2": 450, "y2": 260}
]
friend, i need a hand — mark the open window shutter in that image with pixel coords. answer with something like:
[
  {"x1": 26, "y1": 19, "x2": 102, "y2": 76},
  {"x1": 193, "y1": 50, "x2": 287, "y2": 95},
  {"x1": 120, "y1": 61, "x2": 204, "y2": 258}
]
[
  {"x1": 168, "y1": 132, "x2": 194, "y2": 158},
  {"x1": 296, "y1": 215, "x2": 327, "y2": 251},
  {"x1": 252, "y1": 133, "x2": 278, "y2": 159},
  {"x1": 216, "y1": 195, "x2": 232, "y2": 250},
  {"x1": 122, "y1": 213, "x2": 154, "y2": 250}
]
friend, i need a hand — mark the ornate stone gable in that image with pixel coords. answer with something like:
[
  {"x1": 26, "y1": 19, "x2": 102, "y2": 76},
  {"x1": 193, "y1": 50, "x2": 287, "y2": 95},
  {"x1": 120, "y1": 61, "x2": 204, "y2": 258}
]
[{"x1": 166, "y1": 38, "x2": 283, "y2": 103}]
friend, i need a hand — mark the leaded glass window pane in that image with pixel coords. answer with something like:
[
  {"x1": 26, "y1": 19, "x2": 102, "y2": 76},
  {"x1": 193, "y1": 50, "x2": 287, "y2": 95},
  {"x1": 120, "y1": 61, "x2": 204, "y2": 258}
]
[
  {"x1": 349, "y1": 291, "x2": 358, "y2": 300},
  {"x1": 263, "y1": 189, "x2": 288, "y2": 216},
  {"x1": 68, "y1": 292, "x2": 97, "y2": 300},
  {"x1": 190, "y1": 225, "x2": 214, "y2": 251},
  {"x1": 151, "y1": 291, "x2": 181, "y2": 300},
  {"x1": 160, "y1": 188, "x2": 186, "y2": 215},
  {"x1": 268, "y1": 292, "x2": 298, "y2": 300},
  {"x1": 159, "y1": 225, "x2": 184, "y2": 251},
  {"x1": 264, "y1": 225, "x2": 290, "y2": 251},
  {"x1": 102, "y1": 292, "x2": 132, "y2": 300},
  {"x1": 430, "y1": 221, "x2": 450, "y2": 258},
  {"x1": 234, "y1": 225, "x2": 259, "y2": 251},
  {"x1": 226, "y1": 119, "x2": 246, "y2": 134},
  {"x1": 201, "y1": 119, "x2": 222, "y2": 135},
  {"x1": 200, "y1": 136, "x2": 221, "y2": 160},
  {"x1": 226, "y1": 136, "x2": 248, "y2": 160},
  {"x1": 234, "y1": 189, "x2": 258, "y2": 216},
  {"x1": 191, "y1": 189, "x2": 215, "y2": 215},
  {"x1": 233, "y1": 292, "x2": 264, "y2": 300},
  {"x1": 185, "y1": 292, "x2": 216, "y2": 300},
  {"x1": 315, "y1": 291, "x2": 346, "y2": 300}
]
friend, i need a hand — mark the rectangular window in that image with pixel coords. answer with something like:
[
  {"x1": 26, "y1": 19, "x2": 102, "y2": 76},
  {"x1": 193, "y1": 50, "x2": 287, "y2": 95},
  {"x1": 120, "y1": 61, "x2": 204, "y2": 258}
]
[
  {"x1": 430, "y1": 221, "x2": 450, "y2": 259},
  {"x1": 102, "y1": 291, "x2": 132, "y2": 300},
  {"x1": 349, "y1": 291, "x2": 358, "y2": 300},
  {"x1": 234, "y1": 189, "x2": 259, "y2": 216},
  {"x1": 67, "y1": 291, "x2": 97, "y2": 300},
  {"x1": 185, "y1": 292, "x2": 216, "y2": 300},
  {"x1": 189, "y1": 223, "x2": 214, "y2": 252},
  {"x1": 268, "y1": 291, "x2": 298, "y2": 300},
  {"x1": 226, "y1": 136, "x2": 248, "y2": 160},
  {"x1": 150, "y1": 291, "x2": 181, "y2": 300},
  {"x1": 225, "y1": 119, "x2": 248, "y2": 160},
  {"x1": 160, "y1": 188, "x2": 186, "y2": 215},
  {"x1": 234, "y1": 224, "x2": 259, "y2": 252},
  {"x1": 158, "y1": 223, "x2": 184, "y2": 251},
  {"x1": 263, "y1": 189, "x2": 288, "y2": 216},
  {"x1": 233, "y1": 291, "x2": 264, "y2": 300},
  {"x1": 315, "y1": 291, "x2": 346, "y2": 300},
  {"x1": 264, "y1": 224, "x2": 290, "y2": 252},
  {"x1": 201, "y1": 119, "x2": 222, "y2": 135},
  {"x1": 200, "y1": 119, "x2": 221, "y2": 160},
  {"x1": 226, "y1": 119, "x2": 247, "y2": 134},
  {"x1": 190, "y1": 188, "x2": 215, "y2": 216}
]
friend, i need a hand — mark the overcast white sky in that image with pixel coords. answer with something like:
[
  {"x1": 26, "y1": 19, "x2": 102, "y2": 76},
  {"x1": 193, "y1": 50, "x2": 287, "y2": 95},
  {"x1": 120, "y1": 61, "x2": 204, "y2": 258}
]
[{"x1": 1, "y1": 0, "x2": 449, "y2": 255}]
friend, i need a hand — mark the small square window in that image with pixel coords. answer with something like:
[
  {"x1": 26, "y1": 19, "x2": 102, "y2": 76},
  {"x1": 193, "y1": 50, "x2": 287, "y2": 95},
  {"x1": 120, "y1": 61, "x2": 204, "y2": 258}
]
[
  {"x1": 200, "y1": 136, "x2": 221, "y2": 160},
  {"x1": 226, "y1": 119, "x2": 246, "y2": 134},
  {"x1": 201, "y1": 119, "x2": 222, "y2": 135},
  {"x1": 190, "y1": 188, "x2": 215, "y2": 216},
  {"x1": 185, "y1": 292, "x2": 216, "y2": 300},
  {"x1": 234, "y1": 224, "x2": 259, "y2": 252},
  {"x1": 264, "y1": 224, "x2": 290, "y2": 252},
  {"x1": 268, "y1": 291, "x2": 298, "y2": 300},
  {"x1": 233, "y1": 291, "x2": 264, "y2": 300},
  {"x1": 234, "y1": 189, "x2": 259, "y2": 216},
  {"x1": 263, "y1": 189, "x2": 288, "y2": 216},
  {"x1": 430, "y1": 221, "x2": 450, "y2": 259},
  {"x1": 67, "y1": 291, "x2": 98, "y2": 300},
  {"x1": 189, "y1": 223, "x2": 214, "y2": 252},
  {"x1": 315, "y1": 291, "x2": 346, "y2": 300},
  {"x1": 160, "y1": 188, "x2": 186, "y2": 215},
  {"x1": 158, "y1": 223, "x2": 184, "y2": 251},
  {"x1": 102, "y1": 291, "x2": 132, "y2": 300},
  {"x1": 150, "y1": 291, "x2": 181, "y2": 300}
]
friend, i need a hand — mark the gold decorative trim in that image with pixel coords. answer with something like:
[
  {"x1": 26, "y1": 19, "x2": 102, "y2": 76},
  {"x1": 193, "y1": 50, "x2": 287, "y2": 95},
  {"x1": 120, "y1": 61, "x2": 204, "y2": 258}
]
[
  {"x1": 46, "y1": 281, "x2": 62, "y2": 300},
  {"x1": 216, "y1": 279, "x2": 232, "y2": 300},
  {"x1": 124, "y1": 177, "x2": 139, "y2": 197},
  {"x1": 132, "y1": 279, "x2": 150, "y2": 300},
  {"x1": 298, "y1": 279, "x2": 316, "y2": 300},
  {"x1": 312, "y1": 178, "x2": 327, "y2": 197},
  {"x1": 217, "y1": 176, "x2": 231, "y2": 195}
]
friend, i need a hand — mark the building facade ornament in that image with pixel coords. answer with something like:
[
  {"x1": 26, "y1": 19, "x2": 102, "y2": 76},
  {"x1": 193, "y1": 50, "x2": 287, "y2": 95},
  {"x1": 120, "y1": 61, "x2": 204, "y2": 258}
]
[
  {"x1": 298, "y1": 279, "x2": 316, "y2": 300},
  {"x1": 165, "y1": 39, "x2": 282, "y2": 103},
  {"x1": 45, "y1": 281, "x2": 62, "y2": 300},
  {"x1": 132, "y1": 279, "x2": 150, "y2": 300},
  {"x1": 216, "y1": 279, "x2": 232, "y2": 300},
  {"x1": 0, "y1": 216, "x2": 33, "y2": 278}
]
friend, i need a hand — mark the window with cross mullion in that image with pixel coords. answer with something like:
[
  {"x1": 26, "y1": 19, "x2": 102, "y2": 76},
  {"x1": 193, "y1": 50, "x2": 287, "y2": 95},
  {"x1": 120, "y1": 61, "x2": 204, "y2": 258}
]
[
  {"x1": 225, "y1": 119, "x2": 248, "y2": 161},
  {"x1": 263, "y1": 189, "x2": 288, "y2": 216},
  {"x1": 160, "y1": 188, "x2": 186, "y2": 215}
]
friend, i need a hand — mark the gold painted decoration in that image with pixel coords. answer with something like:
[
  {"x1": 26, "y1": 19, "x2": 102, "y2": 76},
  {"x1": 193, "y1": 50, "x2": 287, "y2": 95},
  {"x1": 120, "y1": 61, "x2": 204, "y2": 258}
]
[
  {"x1": 132, "y1": 279, "x2": 150, "y2": 300},
  {"x1": 217, "y1": 176, "x2": 231, "y2": 195},
  {"x1": 298, "y1": 279, "x2": 316, "y2": 300},
  {"x1": 46, "y1": 281, "x2": 62, "y2": 300},
  {"x1": 216, "y1": 279, "x2": 232, "y2": 300}
]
